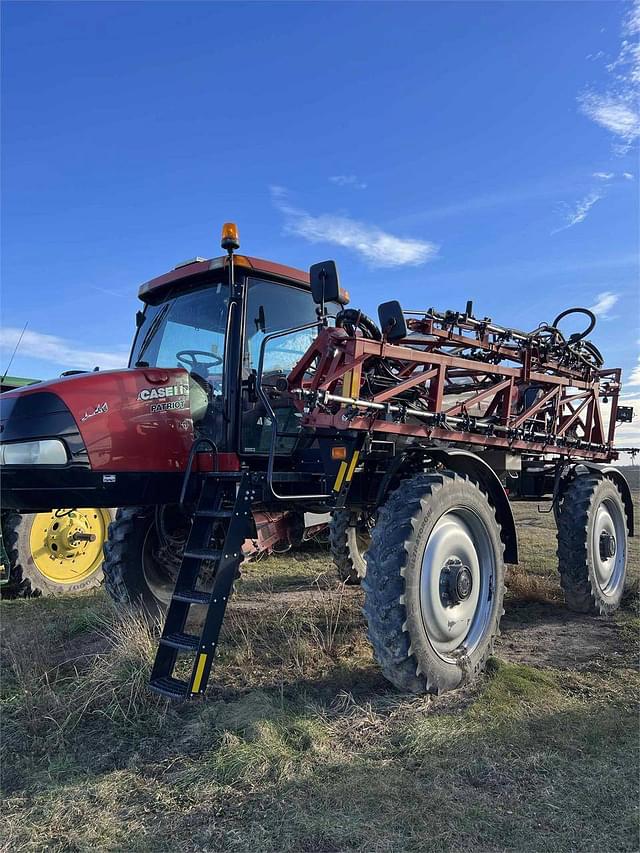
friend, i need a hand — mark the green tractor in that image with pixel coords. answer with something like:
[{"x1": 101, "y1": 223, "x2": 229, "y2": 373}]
[{"x1": 0, "y1": 375, "x2": 114, "y2": 597}]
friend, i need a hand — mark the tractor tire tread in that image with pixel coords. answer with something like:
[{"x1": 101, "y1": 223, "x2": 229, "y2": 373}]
[
  {"x1": 1, "y1": 511, "x2": 31, "y2": 597},
  {"x1": 102, "y1": 507, "x2": 145, "y2": 605},
  {"x1": 556, "y1": 474, "x2": 628, "y2": 617},
  {"x1": 362, "y1": 471, "x2": 504, "y2": 695},
  {"x1": 330, "y1": 510, "x2": 366, "y2": 584}
]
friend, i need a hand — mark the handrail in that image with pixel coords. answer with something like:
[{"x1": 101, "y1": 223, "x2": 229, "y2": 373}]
[{"x1": 179, "y1": 436, "x2": 219, "y2": 510}]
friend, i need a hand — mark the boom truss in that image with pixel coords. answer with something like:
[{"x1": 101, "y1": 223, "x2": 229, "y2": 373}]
[{"x1": 287, "y1": 305, "x2": 624, "y2": 462}]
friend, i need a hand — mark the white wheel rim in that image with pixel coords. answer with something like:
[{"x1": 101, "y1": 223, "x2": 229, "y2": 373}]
[
  {"x1": 420, "y1": 507, "x2": 496, "y2": 662},
  {"x1": 592, "y1": 497, "x2": 626, "y2": 598}
]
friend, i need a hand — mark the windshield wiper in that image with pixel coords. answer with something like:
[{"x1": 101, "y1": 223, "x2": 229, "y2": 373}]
[{"x1": 135, "y1": 303, "x2": 171, "y2": 366}]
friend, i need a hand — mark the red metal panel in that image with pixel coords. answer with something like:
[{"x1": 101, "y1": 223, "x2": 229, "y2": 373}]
[{"x1": 14, "y1": 368, "x2": 195, "y2": 472}]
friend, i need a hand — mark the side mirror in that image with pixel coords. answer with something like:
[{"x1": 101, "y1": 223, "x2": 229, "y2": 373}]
[
  {"x1": 378, "y1": 300, "x2": 407, "y2": 342},
  {"x1": 309, "y1": 260, "x2": 349, "y2": 306}
]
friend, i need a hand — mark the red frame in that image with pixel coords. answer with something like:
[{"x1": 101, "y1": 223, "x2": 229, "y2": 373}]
[{"x1": 287, "y1": 315, "x2": 622, "y2": 462}]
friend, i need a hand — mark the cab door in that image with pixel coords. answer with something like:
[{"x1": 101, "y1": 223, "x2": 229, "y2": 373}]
[{"x1": 241, "y1": 278, "x2": 319, "y2": 455}]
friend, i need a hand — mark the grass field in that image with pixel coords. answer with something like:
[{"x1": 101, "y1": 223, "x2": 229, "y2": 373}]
[{"x1": 1, "y1": 499, "x2": 639, "y2": 852}]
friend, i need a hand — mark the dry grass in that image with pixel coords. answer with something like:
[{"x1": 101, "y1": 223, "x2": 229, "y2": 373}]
[
  {"x1": 64, "y1": 606, "x2": 170, "y2": 727},
  {"x1": 1, "y1": 499, "x2": 639, "y2": 852}
]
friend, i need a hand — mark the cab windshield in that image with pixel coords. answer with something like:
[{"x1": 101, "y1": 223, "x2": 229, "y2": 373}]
[
  {"x1": 130, "y1": 278, "x2": 318, "y2": 395},
  {"x1": 131, "y1": 276, "x2": 321, "y2": 455},
  {"x1": 130, "y1": 282, "x2": 228, "y2": 398}
]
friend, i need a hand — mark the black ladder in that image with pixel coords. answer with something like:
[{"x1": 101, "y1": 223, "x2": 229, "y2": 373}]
[{"x1": 149, "y1": 472, "x2": 254, "y2": 701}]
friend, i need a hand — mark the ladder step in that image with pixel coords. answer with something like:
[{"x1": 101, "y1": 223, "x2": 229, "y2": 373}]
[
  {"x1": 173, "y1": 589, "x2": 211, "y2": 605},
  {"x1": 183, "y1": 547, "x2": 222, "y2": 561},
  {"x1": 204, "y1": 471, "x2": 243, "y2": 479},
  {"x1": 149, "y1": 676, "x2": 189, "y2": 700},
  {"x1": 160, "y1": 631, "x2": 200, "y2": 651},
  {"x1": 148, "y1": 471, "x2": 253, "y2": 702}
]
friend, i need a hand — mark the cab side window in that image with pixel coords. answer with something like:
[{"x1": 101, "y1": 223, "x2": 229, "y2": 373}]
[{"x1": 245, "y1": 279, "x2": 318, "y2": 373}]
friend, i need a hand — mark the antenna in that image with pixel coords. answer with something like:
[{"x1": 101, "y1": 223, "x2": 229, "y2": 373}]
[{"x1": 1, "y1": 322, "x2": 28, "y2": 386}]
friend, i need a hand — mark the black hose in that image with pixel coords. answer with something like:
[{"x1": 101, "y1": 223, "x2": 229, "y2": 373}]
[
  {"x1": 335, "y1": 309, "x2": 382, "y2": 341},
  {"x1": 551, "y1": 307, "x2": 596, "y2": 341}
]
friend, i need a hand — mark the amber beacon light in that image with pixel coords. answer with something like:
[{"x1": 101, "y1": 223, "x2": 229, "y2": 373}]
[{"x1": 221, "y1": 222, "x2": 240, "y2": 252}]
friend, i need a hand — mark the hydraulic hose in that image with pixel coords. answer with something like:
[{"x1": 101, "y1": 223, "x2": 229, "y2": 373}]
[{"x1": 335, "y1": 309, "x2": 382, "y2": 341}]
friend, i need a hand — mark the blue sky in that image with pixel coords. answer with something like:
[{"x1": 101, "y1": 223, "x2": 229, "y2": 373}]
[{"x1": 1, "y1": 1, "x2": 639, "y2": 448}]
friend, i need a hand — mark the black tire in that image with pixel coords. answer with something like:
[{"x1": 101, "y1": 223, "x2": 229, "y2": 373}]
[
  {"x1": 2, "y1": 512, "x2": 30, "y2": 597},
  {"x1": 557, "y1": 475, "x2": 628, "y2": 617},
  {"x1": 103, "y1": 507, "x2": 177, "y2": 614},
  {"x1": 363, "y1": 472, "x2": 505, "y2": 695},
  {"x1": 1, "y1": 509, "x2": 112, "y2": 598},
  {"x1": 330, "y1": 510, "x2": 371, "y2": 584}
]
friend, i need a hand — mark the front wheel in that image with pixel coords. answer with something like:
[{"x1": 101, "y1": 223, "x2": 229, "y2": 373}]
[
  {"x1": 102, "y1": 507, "x2": 184, "y2": 614},
  {"x1": 363, "y1": 472, "x2": 505, "y2": 695}
]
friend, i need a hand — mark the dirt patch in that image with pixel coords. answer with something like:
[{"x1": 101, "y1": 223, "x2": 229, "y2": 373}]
[
  {"x1": 230, "y1": 584, "x2": 362, "y2": 611},
  {"x1": 497, "y1": 600, "x2": 630, "y2": 670},
  {"x1": 48, "y1": 630, "x2": 111, "y2": 669},
  {"x1": 229, "y1": 584, "x2": 634, "y2": 674}
]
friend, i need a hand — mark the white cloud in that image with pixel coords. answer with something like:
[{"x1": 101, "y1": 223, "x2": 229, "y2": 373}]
[
  {"x1": 623, "y1": 171, "x2": 635, "y2": 179},
  {"x1": 579, "y1": 1, "x2": 640, "y2": 148},
  {"x1": 626, "y1": 354, "x2": 640, "y2": 386},
  {"x1": 627, "y1": 0, "x2": 640, "y2": 35},
  {"x1": 0, "y1": 327, "x2": 128, "y2": 372},
  {"x1": 553, "y1": 191, "x2": 603, "y2": 232},
  {"x1": 593, "y1": 171, "x2": 614, "y2": 179},
  {"x1": 271, "y1": 186, "x2": 439, "y2": 268},
  {"x1": 329, "y1": 175, "x2": 367, "y2": 190},
  {"x1": 589, "y1": 290, "x2": 619, "y2": 318},
  {"x1": 579, "y1": 93, "x2": 640, "y2": 144}
]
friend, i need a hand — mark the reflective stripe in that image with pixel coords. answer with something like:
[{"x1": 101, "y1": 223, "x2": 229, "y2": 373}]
[
  {"x1": 333, "y1": 450, "x2": 360, "y2": 493},
  {"x1": 345, "y1": 450, "x2": 360, "y2": 482},
  {"x1": 333, "y1": 461, "x2": 349, "y2": 492},
  {"x1": 350, "y1": 371, "x2": 360, "y2": 397},
  {"x1": 191, "y1": 652, "x2": 208, "y2": 693}
]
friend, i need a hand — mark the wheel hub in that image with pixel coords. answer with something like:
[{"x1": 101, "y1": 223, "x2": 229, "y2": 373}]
[
  {"x1": 599, "y1": 530, "x2": 616, "y2": 561},
  {"x1": 29, "y1": 509, "x2": 109, "y2": 584},
  {"x1": 439, "y1": 558, "x2": 473, "y2": 607}
]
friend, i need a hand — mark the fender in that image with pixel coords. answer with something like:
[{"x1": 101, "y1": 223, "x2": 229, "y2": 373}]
[
  {"x1": 375, "y1": 446, "x2": 519, "y2": 564},
  {"x1": 424, "y1": 448, "x2": 519, "y2": 564},
  {"x1": 561, "y1": 462, "x2": 634, "y2": 537}
]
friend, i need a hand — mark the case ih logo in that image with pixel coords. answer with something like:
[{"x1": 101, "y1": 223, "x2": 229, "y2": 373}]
[{"x1": 137, "y1": 383, "x2": 189, "y2": 402}]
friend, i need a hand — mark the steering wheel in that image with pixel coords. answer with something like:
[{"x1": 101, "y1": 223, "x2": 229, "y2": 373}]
[
  {"x1": 176, "y1": 349, "x2": 223, "y2": 371},
  {"x1": 551, "y1": 308, "x2": 596, "y2": 342}
]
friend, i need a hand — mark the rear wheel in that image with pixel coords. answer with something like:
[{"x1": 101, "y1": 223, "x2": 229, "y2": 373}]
[
  {"x1": 2, "y1": 508, "x2": 113, "y2": 597},
  {"x1": 330, "y1": 510, "x2": 372, "y2": 583},
  {"x1": 557, "y1": 474, "x2": 628, "y2": 616},
  {"x1": 363, "y1": 472, "x2": 505, "y2": 694}
]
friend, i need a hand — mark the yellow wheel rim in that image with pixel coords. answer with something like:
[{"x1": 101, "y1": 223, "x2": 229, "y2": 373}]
[{"x1": 29, "y1": 508, "x2": 110, "y2": 584}]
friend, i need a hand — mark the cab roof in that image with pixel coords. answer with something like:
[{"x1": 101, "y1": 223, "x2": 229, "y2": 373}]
[{"x1": 139, "y1": 255, "x2": 310, "y2": 301}]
